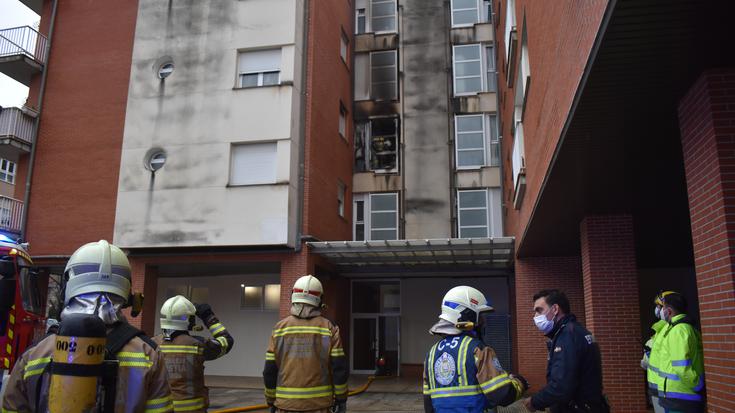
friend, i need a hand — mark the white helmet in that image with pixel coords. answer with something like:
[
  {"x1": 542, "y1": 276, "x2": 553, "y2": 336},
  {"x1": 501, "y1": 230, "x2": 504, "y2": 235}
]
[
  {"x1": 439, "y1": 286, "x2": 494, "y2": 325},
  {"x1": 64, "y1": 240, "x2": 131, "y2": 305},
  {"x1": 291, "y1": 275, "x2": 323, "y2": 307},
  {"x1": 160, "y1": 295, "x2": 196, "y2": 330}
]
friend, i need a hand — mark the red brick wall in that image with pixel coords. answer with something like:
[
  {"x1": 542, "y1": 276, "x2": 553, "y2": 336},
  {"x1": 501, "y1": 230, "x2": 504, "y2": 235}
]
[
  {"x1": 580, "y1": 215, "x2": 646, "y2": 413},
  {"x1": 24, "y1": 0, "x2": 139, "y2": 255},
  {"x1": 494, "y1": 0, "x2": 608, "y2": 246},
  {"x1": 679, "y1": 68, "x2": 735, "y2": 413},
  {"x1": 302, "y1": 0, "x2": 354, "y2": 242},
  {"x1": 513, "y1": 256, "x2": 585, "y2": 392}
]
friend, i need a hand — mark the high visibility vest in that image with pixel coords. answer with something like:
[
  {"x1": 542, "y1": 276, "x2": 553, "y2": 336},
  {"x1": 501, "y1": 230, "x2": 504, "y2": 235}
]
[
  {"x1": 646, "y1": 314, "x2": 705, "y2": 403},
  {"x1": 425, "y1": 334, "x2": 486, "y2": 412}
]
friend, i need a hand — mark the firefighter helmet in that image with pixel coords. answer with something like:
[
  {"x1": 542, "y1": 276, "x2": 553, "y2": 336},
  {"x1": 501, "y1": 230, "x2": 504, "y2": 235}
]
[
  {"x1": 64, "y1": 240, "x2": 132, "y2": 305},
  {"x1": 291, "y1": 275, "x2": 323, "y2": 307},
  {"x1": 439, "y1": 286, "x2": 494, "y2": 325},
  {"x1": 655, "y1": 291, "x2": 676, "y2": 306},
  {"x1": 160, "y1": 295, "x2": 196, "y2": 330}
]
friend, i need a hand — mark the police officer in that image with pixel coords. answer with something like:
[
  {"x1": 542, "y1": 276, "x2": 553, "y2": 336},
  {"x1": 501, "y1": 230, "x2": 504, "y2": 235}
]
[
  {"x1": 153, "y1": 295, "x2": 234, "y2": 413},
  {"x1": 646, "y1": 292, "x2": 705, "y2": 413},
  {"x1": 423, "y1": 286, "x2": 528, "y2": 413},
  {"x1": 263, "y1": 275, "x2": 348, "y2": 413},
  {"x1": 522, "y1": 289, "x2": 608, "y2": 413},
  {"x1": 2, "y1": 240, "x2": 173, "y2": 413}
]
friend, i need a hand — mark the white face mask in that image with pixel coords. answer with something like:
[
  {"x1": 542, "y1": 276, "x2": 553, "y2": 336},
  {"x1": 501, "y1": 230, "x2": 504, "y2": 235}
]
[
  {"x1": 659, "y1": 307, "x2": 669, "y2": 321},
  {"x1": 534, "y1": 307, "x2": 556, "y2": 334},
  {"x1": 655, "y1": 306, "x2": 661, "y2": 319}
]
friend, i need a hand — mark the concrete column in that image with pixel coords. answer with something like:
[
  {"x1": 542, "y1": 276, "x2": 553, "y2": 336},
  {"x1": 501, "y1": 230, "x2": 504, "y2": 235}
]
[
  {"x1": 580, "y1": 214, "x2": 645, "y2": 413},
  {"x1": 514, "y1": 256, "x2": 585, "y2": 392},
  {"x1": 679, "y1": 68, "x2": 735, "y2": 412}
]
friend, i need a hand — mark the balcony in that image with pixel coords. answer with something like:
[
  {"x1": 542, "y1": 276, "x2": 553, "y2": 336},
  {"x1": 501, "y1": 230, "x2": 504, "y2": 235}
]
[
  {"x1": 0, "y1": 26, "x2": 48, "y2": 86},
  {"x1": 0, "y1": 196, "x2": 23, "y2": 235},
  {"x1": 18, "y1": 0, "x2": 42, "y2": 14},
  {"x1": 0, "y1": 107, "x2": 35, "y2": 158}
]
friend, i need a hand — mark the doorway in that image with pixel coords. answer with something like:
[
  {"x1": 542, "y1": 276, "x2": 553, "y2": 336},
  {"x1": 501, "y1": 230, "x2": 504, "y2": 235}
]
[{"x1": 350, "y1": 280, "x2": 400, "y2": 375}]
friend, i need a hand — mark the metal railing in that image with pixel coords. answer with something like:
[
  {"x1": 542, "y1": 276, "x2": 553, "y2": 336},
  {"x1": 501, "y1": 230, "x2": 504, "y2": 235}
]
[
  {"x1": 0, "y1": 26, "x2": 48, "y2": 64},
  {"x1": 0, "y1": 196, "x2": 24, "y2": 234},
  {"x1": 0, "y1": 107, "x2": 34, "y2": 146}
]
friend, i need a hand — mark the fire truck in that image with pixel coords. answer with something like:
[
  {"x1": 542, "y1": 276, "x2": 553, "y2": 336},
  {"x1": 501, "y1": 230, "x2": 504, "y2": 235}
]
[{"x1": 0, "y1": 234, "x2": 48, "y2": 375}]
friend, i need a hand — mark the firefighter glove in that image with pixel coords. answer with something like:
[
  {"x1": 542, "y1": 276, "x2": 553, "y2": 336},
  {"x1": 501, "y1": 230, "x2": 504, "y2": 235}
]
[{"x1": 195, "y1": 303, "x2": 214, "y2": 320}]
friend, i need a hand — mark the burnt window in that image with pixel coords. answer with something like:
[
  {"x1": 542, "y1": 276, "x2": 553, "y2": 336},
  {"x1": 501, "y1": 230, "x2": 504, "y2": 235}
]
[{"x1": 355, "y1": 117, "x2": 399, "y2": 173}]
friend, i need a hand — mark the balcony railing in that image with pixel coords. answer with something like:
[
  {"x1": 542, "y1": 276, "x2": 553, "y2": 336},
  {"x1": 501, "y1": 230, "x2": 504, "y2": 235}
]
[
  {"x1": 0, "y1": 107, "x2": 34, "y2": 148},
  {"x1": 0, "y1": 26, "x2": 48, "y2": 65},
  {"x1": 0, "y1": 196, "x2": 23, "y2": 234}
]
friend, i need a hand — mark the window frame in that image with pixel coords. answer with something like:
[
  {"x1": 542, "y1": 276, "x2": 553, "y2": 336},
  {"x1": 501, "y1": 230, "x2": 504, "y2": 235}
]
[
  {"x1": 240, "y1": 283, "x2": 281, "y2": 311},
  {"x1": 355, "y1": 117, "x2": 400, "y2": 173},
  {"x1": 338, "y1": 180, "x2": 346, "y2": 218},
  {"x1": 237, "y1": 49, "x2": 282, "y2": 89},
  {"x1": 486, "y1": 46, "x2": 497, "y2": 93},
  {"x1": 229, "y1": 141, "x2": 278, "y2": 186},
  {"x1": 452, "y1": 44, "x2": 484, "y2": 96},
  {"x1": 457, "y1": 189, "x2": 490, "y2": 238},
  {"x1": 339, "y1": 102, "x2": 348, "y2": 139},
  {"x1": 0, "y1": 158, "x2": 16, "y2": 185},
  {"x1": 451, "y1": 0, "x2": 481, "y2": 28},
  {"x1": 353, "y1": 193, "x2": 399, "y2": 241},
  {"x1": 455, "y1": 114, "x2": 487, "y2": 170},
  {"x1": 370, "y1": 50, "x2": 398, "y2": 101},
  {"x1": 356, "y1": 8, "x2": 367, "y2": 34},
  {"x1": 370, "y1": 0, "x2": 398, "y2": 34},
  {"x1": 340, "y1": 30, "x2": 349, "y2": 63}
]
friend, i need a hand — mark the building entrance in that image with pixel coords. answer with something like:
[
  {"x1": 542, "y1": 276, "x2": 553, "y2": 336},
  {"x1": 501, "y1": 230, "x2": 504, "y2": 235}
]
[{"x1": 350, "y1": 280, "x2": 400, "y2": 375}]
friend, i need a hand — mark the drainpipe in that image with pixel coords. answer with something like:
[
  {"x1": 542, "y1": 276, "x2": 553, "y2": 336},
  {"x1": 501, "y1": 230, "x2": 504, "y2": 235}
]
[
  {"x1": 444, "y1": 2, "x2": 458, "y2": 238},
  {"x1": 20, "y1": 0, "x2": 59, "y2": 241},
  {"x1": 398, "y1": 5, "x2": 405, "y2": 239},
  {"x1": 294, "y1": 0, "x2": 309, "y2": 253}
]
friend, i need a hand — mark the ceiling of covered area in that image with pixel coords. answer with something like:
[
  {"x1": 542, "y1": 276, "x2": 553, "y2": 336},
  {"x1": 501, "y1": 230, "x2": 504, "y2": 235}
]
[{"x1": 517, "y1": 0, "x2": 735, "y2": 267}]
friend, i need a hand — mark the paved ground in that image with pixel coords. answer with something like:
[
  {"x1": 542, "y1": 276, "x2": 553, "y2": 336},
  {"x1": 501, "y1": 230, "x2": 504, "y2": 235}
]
[{"x1": 207, "y1": 382, "x2": 530, "y2": 413}]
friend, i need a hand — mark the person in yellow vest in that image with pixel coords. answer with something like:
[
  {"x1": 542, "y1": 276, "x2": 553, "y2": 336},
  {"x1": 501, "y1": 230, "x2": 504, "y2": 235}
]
[
  {"x1": 2, "y1": 240, "x2": 173, "y2": 413},
  {"x1": 263, "y1": 275, "x2": 348, "y2": 413},
  {"x1": 153, "y1": 295, "x2": 234, "y2": 413},
  {"x1": 641, "y1": 291, "x2": 674, "y2": 413},
  {"x1": 646, "y1": 291, "x2": 705, "y2": 413}
]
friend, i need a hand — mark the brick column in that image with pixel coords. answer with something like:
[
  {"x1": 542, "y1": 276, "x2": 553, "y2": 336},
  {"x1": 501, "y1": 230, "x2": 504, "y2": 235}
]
[
  {"x1": 127, "y1": 258, "x2": 158, "y2": 335},
  {"x1": 279, "y1": 248, "x2": 312, "y2": 318},
  {"x1": 679, "y1": 68, "x2": 735, "y2": 412},
  {"x1": 580, "y1": 215, "x2": 645, "y2": 413},
  {"x1": 514, "y1": 256, "x2": 585, "y2": 392}
]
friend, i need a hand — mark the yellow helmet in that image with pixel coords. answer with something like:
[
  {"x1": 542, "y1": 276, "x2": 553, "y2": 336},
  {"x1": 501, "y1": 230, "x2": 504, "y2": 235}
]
[
  {"x1": 655, "y1": 291, "x2": 676, "y2": 307},
  {"x1": 64, "y1": 240, "x2": 131, "y2": 305},
  {"x1": 160, "y1": 295, "x2": 196, "y2": 330}
]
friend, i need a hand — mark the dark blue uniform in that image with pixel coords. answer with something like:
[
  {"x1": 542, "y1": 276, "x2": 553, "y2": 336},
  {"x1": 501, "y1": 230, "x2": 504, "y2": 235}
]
[
  {"x1": 423, "y1": 333, "x2": 522, "y2": 413},
  {"x1": 531, "y1": 315, "x2": 608, "y2": 413}
]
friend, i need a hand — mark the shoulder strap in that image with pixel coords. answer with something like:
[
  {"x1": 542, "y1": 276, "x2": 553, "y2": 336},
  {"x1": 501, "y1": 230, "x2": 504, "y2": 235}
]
[{"x1": 105, "y1": 322, "x2": 157, "y2": 358}]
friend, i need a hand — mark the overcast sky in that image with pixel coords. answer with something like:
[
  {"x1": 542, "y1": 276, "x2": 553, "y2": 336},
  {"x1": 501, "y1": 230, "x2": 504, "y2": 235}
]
[{"x1": 0, "y1": 0, "x2": 40, "y2": 108}]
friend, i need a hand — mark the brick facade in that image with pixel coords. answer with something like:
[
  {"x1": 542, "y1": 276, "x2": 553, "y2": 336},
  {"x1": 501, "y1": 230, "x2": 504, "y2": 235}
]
[
  {"x1": 679, "y1": 68, "x2": 735, "y2": 413},
  {"x1": 513, "y1": 256, "x2": 585, "y2": 392},
  {"x1": 580, "y1": 215, "x2": 646, "y2": 413}
]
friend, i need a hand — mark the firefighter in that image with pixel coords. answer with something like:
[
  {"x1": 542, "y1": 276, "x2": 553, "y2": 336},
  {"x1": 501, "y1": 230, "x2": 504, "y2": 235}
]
[
  {"x1": 641, "y1": 292, "x2": 674, "y2": 413},
  {"x1": 1, "y1": 240, "x2": 172, "y2": 413},
  {"x1": 423, "y1": 286, "x2": 528, "y2": 413},
  {"x1": 153, "y1": 295, "x2": 234, "y2": 413},
  {"x1": 263, "y1": 275, "x2": 348, "y2": 413}
]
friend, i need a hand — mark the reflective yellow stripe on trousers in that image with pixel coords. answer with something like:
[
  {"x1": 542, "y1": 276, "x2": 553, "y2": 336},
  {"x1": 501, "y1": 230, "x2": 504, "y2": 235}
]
[
  {"x1": 145, "y1": 396, "x2": 174, "y2": 413},
  {"x1": 276, "y1": 385, "x2": 333, "y2": 399},
  {"x1": 173, "y1": 397, "x2": 205, "y2": 412}
]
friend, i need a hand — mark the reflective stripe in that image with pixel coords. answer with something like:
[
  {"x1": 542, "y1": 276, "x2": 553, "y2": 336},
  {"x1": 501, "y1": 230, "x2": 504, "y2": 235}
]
[
  {"x1": 273, "y1": 326, "x2": 331, "y2": 337},
  {"x1": 658, "y1": 390, "x2": 703, "y2": 401},
  {"x1": 209, "y1": 323, "x2": 226, "y2": 335},
  {"x1": 173, "y1": 398, "x2": 205, "y2": 412},
  {"x1": 23, "y1": 357, "x2": 51, "y2": 379},
  {"x1": 2, "y1": 409, "x2": 18, "y2": 413},
  {"x1": 264, "y1": 388, "x2": 276, "y2": 397},
  {"x1": 276, "y1": 384, "x2": 333, "y2": 399},
  {"x1": 671, "y1": 359, "x2": 692, "y2": 367},
  {"x1": 693, "y1": 376, "x2": 705, "y2": 392},
  {"x1": 428, "y1": 385, "x2": 482, "y2": 399},
  {"x1": 160, "y1": 345, "x2": 203, "y2": 355},
  {"x1": 660, "y1": 372, "x2": 680, "y2": 381},
  {"x1": 119, "y1": 352, "x2": 154, "y2": 368},
  {"x1": 265, "y1": 352, "x2": 275, "y2": 361},
  {"x1": 427, "y1": 343, "x2": 439, "y2": 389},
  {"x1": 457, "y1": 336, "x2": 471, "y2": 386},
  {"x1": 330, "y1": 348, "x2": 346, "y2": 357},
  {"x1": 216, "y1": 336, "x2": 229, "y2": 354},
  {"x1": 145, "y1": 396, "x2": 174, "y2": 413},
  {"x1": 480, "y1": 373, "x2": 510, "y2": 393},
  {"x1": 422, "y1": 384, "x2": 430, "y2": 395}
]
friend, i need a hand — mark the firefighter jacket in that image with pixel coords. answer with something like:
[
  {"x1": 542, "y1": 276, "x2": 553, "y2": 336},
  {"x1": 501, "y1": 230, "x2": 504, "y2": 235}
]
[
  {"x1": 153, "y1": 314, "x2": 234, "y2": 413},
  {"x1": 1, "y1": 332, "x2": 172, "y2": 413},
  {"x1": 263, "y1": 313, "x2": 349, "y2": 412},
  {"x1": 530, "y1": 315, "x2": 607, "y2": 413},
  {"x1": 422, "y1": 332, "x2": 524, "y2": 413},
  {"x1": 647, "y1": 314, "x2": 705, "y2": 412}
]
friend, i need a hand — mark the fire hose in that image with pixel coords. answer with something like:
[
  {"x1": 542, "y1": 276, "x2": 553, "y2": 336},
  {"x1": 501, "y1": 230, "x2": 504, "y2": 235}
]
[{"x1": 210, "y1": 375, "x2": 388, "y2": 413}]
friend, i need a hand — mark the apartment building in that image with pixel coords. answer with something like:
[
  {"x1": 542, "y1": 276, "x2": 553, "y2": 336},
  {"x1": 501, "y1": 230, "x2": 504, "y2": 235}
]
[
  {"x1": 1, "y1": 0, "x2": 512, "y2": 378},
  {"x1": 495, "y1": 0, "x2": 735, "y2": 411}
]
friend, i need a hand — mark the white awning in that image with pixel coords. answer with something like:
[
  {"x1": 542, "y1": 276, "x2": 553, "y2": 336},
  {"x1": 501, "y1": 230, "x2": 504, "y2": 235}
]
[{"x1": 307, "y1": 238, "x2": 514, "y2": 277}]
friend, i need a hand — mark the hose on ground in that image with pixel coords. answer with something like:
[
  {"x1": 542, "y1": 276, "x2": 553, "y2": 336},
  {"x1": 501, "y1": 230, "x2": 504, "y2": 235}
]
[{"x1": 210, "y1": 376, "x2": 387, "y2": 413}]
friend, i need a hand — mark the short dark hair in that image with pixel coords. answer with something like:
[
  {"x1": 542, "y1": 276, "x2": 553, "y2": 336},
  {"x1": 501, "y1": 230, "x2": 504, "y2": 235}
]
[
  {"x1": 663, "y1": 292, "x2": 688, "y2": 314},
  {"x1": 533, "y1": 289, "x2": 571, "y2": 314}
]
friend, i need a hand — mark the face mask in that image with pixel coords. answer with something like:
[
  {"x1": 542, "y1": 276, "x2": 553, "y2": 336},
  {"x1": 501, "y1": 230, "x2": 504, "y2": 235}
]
[
  {"x1": 534, "y1": 308, "x2": 556, "y2": 334},
  {"x1": 659, "y1": 307, "x2": 669, "y2": 321},
  {"x1": 655, "y1": 306, "x2": 661, "y2": 319}
]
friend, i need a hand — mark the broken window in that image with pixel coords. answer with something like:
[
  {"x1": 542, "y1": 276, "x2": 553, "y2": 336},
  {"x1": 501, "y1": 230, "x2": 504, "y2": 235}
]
[{"x1": 355, "y1": 117, "x2": 399, "y2": 173}]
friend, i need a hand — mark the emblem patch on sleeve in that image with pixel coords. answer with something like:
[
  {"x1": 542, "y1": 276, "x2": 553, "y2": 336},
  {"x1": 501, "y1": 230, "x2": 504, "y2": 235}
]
[
  {"x1": 434, "y1": 352, "x2": 457, "y2": 386},
  {"x1": 585, "y1": 334, "x2": 595, "y2": 345}
]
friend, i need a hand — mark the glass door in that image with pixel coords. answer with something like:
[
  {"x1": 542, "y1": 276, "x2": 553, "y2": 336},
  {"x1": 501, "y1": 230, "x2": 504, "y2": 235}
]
[
  {"x1": 352, "y1": 316, "x2": 378, "y2": 373},
  {"x1": 351, "y1": 280, "x2": 401, "y2": 375}
]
